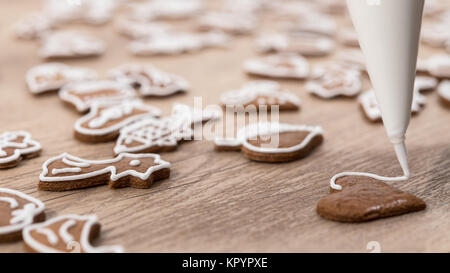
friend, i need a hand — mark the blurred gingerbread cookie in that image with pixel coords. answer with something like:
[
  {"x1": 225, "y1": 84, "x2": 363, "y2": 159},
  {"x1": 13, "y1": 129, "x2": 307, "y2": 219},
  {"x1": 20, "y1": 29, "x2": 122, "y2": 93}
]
[
  {"x1": 0, "y1": 131, "x2": 41, "y2": 169},
  {"x1": 39, "y1": 31, "x2": 105, "y2": 59},
  {"x1": 109, "y1": 64, "x2": 190, "y2": 97},
  {"x1": 26, "y1": 63, "x2": 97, "y2": 94},
  {"x1": 426, "y1": 54, "x2": 450, "y2": 79},
  {"x1": 13, "y1": 12, "x2": 53, "y2": 40},
  {"x1": 220, "y1": 81, "x2": 301, "y2": 111},
  {"x1": 214, "y1": 122, "x2": 323, "y2": 163},
  {"x1": 129, "y1": 0, "x2": 203, "y2": 21},
  {"x1": 256, "y1": 32, "x2": 334, "y2": 57},
  {"x1": 438, "y1": 80, "x2": 450, "y2": 107},
  {"x1": 306, "y1": 65, "x2": 362, "y2": 99},
  {"x1": 115, "y1": 17, "x2": 170, "y2": 40},
  {"x1": 43, "y1": 0, "x2": 117, "y2": 25},
  {"x1": 243, "y1": 53, "x2": 309, "y2": 79},
  {"x1": 59, "y1": 80, "x2": 136, "y2": 113},
  {"x1": 197, "y1": 11, "x2": 257, "y2": 35}
]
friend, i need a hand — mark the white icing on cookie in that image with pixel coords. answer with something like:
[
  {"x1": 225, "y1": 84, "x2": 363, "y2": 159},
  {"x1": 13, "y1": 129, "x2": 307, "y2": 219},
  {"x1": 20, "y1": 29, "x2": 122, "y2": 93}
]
[
  {"x1": 0, "y1": 131, "x2": 41, "y2": 165},
  {"x1": 115, "y1": 16, "x2": 170, "y2": 40},
  {"x1": 13, "y1": 12, "x2": 53, "y2": 40},
  {"x1": 40, "y1": 153, "x2": 171, "y2": 182},
  {"x1": 214, "y1": 122, "x2": 323, "y2": 154},
  {"x1": 330, "y1": 171, "x2": 409, "y2": 191},
  {"x1": 426, "y1": 54, "x2": 450, "y2": 79},
  {"x1": 220, "y1": 80, "x2": 301, "y2": 109},
  {"x1": 284, "y1": 14, "x2": 337, "y2": 37},
  {"x1": 62, "y1": 157, "x2": 90, "y2": 168},
  {"x1": 415, "y1": 76, "x2": 438, "y2": 92},
  {"x1": 243, "y1": 53, "x2": 309, "y2": 79},
  {"x1": 26, "y1": 63, "x2": 97, "y2": 94},
  {"x1": 129, "y1": 0, "x2": 203, "y2": 21},
  {"x1": 0, "y1": 188, "x2": 45, "y2": 235},
  {"x1": 39, "y1": 31, "x2": 105, "y2": 59},
  {"x1": 114, "y1": 104, "x2": 217, "y2": 154},
  {"x1": 306, "y1": 65, "x2": 362, "y2": 98},
  {"x1": 438, "y1": 80, "x2": 450, "y2": 101},
  {"x1": 197, "y1": 11, "x2": 257, "y2": 35},
  {"x1": 129, "y1": 160, "x2": 141, "y2": 167},
  {"x1": 256, "y1": 32, "x2": 335, "y2": 57},
  {"x1": 52, "y1": 168, "x2": 82, "y2": 175},
  {"x1": 421, "y1": 24, "x2": 450, "y2": 48},
  {"x1": 338, "y1": 28, "x2": 359, "y2": 47},
  {"x1": 23, "y1": 214, "x2": 124, "y2": 253},
  {"x1": 59, "y1": 80, "x2": 136, "y2": 112},
  {"x1": 359, "y1": 88, "x2": 426, "y2": 122},
  {"x1": 109, "y1": 64, "x2": 190, "y2": 96},
  {"x1": 336, "y1": 49, "x2": 366, "y2": 71}
]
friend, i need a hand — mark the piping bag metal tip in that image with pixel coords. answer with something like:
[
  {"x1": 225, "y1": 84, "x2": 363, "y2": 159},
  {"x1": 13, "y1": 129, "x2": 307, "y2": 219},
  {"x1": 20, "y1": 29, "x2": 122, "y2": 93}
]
[{"x1": 393, "y1": 141, "x2": 410, "y2": 178}]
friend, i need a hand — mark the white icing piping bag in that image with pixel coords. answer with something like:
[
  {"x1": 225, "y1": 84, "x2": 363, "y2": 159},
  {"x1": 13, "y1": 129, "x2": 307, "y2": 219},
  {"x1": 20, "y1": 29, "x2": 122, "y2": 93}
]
[{"x1": 331, "y1": 0, "x2": 425, "y2": 190}]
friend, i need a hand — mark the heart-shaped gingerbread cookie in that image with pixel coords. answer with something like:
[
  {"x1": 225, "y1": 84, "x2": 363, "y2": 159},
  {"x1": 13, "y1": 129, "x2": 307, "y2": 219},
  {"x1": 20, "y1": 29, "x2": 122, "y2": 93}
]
[{"x1": 317, "y1": 176, "x2": 426, "y2": 222}]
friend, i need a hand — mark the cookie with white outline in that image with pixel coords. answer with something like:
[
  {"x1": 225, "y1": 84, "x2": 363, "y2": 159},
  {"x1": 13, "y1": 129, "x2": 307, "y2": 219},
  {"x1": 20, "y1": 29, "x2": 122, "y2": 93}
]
[
  {"x1": 421, "y1": 24, "x2": 450, "y2": 48},
  {"x1": 114, "y1": 104, "x2": 217, "y2": 155},
  {"x1": 243, "y1": 53, "x2": 309, "y2": 79},
  {"x1": 256, "y1": 32, "x2": 334, "y2": 57},
  {"x1": 59, "y1": 80, "x2": 136, "y2": 113},
  {"x1": 39, "y1": 153, "x2": 171, "y2": 191},
  {"x1": 109, "y1": 64, "x2": 190, "y2": 97},
  {"x1": 39, "y1": 31, "x2": 105, "y2": 59},
  {"x1": 13, "y1": 12, "x2": 53, "y2": 40},
  {"x1": 284, "y1": 14, "x2": 337, "y2": 37},
  {"x1": 0, "y1": 131, "x2": 41, "y2": 169},
  {"x1": 220, "y1": 81, "x2": 300, "y2": 111},
  {"x1": 115, "y1": 17, "x2": 170, "y2": 40},
  {"x1": 338, "y1": 28, "x2": 359, "y2": 47},
  {"x1": 23, "y1": 214, "x2": 123, "y2": 253},
  {"x1": 0, "y1": 188, "x2": 45, "y2": 242},
  {"x1": 317, "y1": 176, "x2": 426, "y2": 222},
  {"x1": 359, "y1": 88, "x2": 426, "y2": 122},
  {"x1": 26, "y1": 63, "x2": 97, "y2": 94},
  {"x1": 438, "y1": 80, "x2": 450, "y2": 107},
  {"x1": 215, "y1": 122, "x2": 323, "y2": 163},
  {"x1": 197, "y1": 11, "x2": 257, "y2": 35},
  {"x1": 306, "y1": 65, "x2": 362, "y2": 99},
  {"x1": 43, "y1": 0, "x2": 117, "y2": 25},
  {"x1": 129, "y1": 0, "x2": 203, "y2": 21},
  {"x1": 426, "y1": 54, "x2": 450, "y2": 79},
  {"x1": 74, "y1": 99, "x2": 161, "y2": 143},
  {"x1": 415, "y1": 76, "x2": 438, "y2": 93},
  {"x1": 336, "y1": 49, "x2": 366, "y2": 72}
]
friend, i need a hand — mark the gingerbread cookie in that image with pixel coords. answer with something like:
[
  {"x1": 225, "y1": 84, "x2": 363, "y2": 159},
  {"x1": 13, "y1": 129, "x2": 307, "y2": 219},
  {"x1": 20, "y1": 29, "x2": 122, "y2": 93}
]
[
  {"x1": 115, "y1": 17, "x2": 170, "y2": 40},
  {"x1": 306, "y1": 65, "x2": 362, "y2": 99},
  {"x1": 338, "y1": 28, "x2": 359, "y2": 47},
  {"x1": 109, "y1": 64, "x2": 190, "y2": 97},
  {"x1": 438, "y1": 80, "x2": 450, "y2": 107},
  {"x1": 39, "y1": 153, "x2": 170, "y2": 191},
  {"x1": 74, "y1": 99, "x2": 161, "y2": 143},
  {"x1": 197, "y1": 11, "x2": 257, "y2": 35},
  {"x1": 243, "y1": 53, "x2": 309, "y2": 79},
  {"x1": 214, "y1": 122, "x2": 323, "y2": 163},
  {"x1": 415, "y1": 76, "x2": 438, "y2": 93},
  {"x1": 220, "y1": 81, "x2": 301, "y2": 111},
  {"x1": 129, "y1": 0, "x2": 203, "y2": 21},
  {"x1": 59, "y1": 80, "x2": 136, "y2": 113},
  {"x1": 359, "y1": 88, "x2": 426, "y2": 122},
  {"x1": 26, "y1": 63, "x2": 97, "y2": 94},
  {"x1": 39, "y1": 31, "x2": 105, "y2": 59},
  {"x1": 421, "y1": 24, "x2": 450, "y2": 48},
  {"x1": 426, "y1": 54, "x2": 450, "y2": 79},
  {"x1": 0, "y1": 131, "x2": 41, "y2": 169},
  {"x1": 0, "y1": 188, "x2": 45, "y2": 242},
  {"x1": 284, "y1": 14, "x2": 337, "y2": 37},
  {"x1": 13, "y1": 12, "x2": 53, "y2": 40},
  {"x1": 23, "y1": 214, "x2": 123, "y2": 253},
  {"x1": 43, "y1": 0, "x2": 117, "y2": 25},
  {"x1": 114, "y1": 104, "x2": 216, "y2": 155},
  {"x1": 256, "y1": 32, "x2": 335, "y2": 57},
  {"x1": 336, "y1": 49, "x2": 366, "y2": 72},
  {"x1": 317, "y1": 176, "x2": 426, "y2": 222}
]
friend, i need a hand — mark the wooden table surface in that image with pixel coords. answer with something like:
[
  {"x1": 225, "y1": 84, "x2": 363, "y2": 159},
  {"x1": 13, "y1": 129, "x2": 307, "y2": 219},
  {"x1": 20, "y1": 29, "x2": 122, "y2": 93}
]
[{"x1": 0, "y1": 0, "x2": 449, "y2": 253}]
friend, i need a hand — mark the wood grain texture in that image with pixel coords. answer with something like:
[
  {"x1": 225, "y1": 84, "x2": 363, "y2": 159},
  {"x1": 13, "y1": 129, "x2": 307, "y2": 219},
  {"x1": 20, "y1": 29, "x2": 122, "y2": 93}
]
[{"x1": 0, "y1": 0, "x2": 449, "y2": 253}]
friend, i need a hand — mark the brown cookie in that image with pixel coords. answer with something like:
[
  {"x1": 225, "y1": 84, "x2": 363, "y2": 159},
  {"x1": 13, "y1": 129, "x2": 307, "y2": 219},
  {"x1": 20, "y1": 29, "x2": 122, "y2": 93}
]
[
  {"x1": 39, "y1": 153, "x2": 171, "y2": 191},
  {"x1": 215, "y1": 122, "x2": 323, "y2": 163},
  {"x1": 220, "y1": 81, "x2": 301, "y2": 111},
  {"x1": 59, "y1": 80, "x2": 136, "y2": 113},
  {"x1": 317, "y1": 176, "x2": 426, "y2": 222},
  {"x1": 23, "y1": 214, "x2": 123, "y2": 253},
  {"x1": 0, "y1": 188, "x2": 45, "y2": 242},
  {"x1": 438, "y1": 80, "x2": 450, "y2": 107},
  {"x1": 114, "y1": 104, "x2": 217, "y2": 154},
  {"x1": 243, "y1": 53, "x2": 309, "y2": 80},
  {"x1": 74, "y1": 99, "x2": 161, "y2": 143},
  {"x1": 0, "y1": 131, "x2": 41, "y2": 169},
  {"x1": 39, "y1": 31, "x2": 105, "y2": 59}
]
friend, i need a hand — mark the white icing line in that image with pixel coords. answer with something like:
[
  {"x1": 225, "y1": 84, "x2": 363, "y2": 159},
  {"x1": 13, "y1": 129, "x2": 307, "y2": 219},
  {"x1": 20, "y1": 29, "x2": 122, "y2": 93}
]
[
  {"x1": 129, "y1": 159, "x2": 141, "y2": 167},
  {"x1": 36, "y1": 228, "x2": 58, "y2": 245},
  {"x1": 59, "y1": 219, "x2": 76, "y2": 244},
  {"x1": 62, "y1": 157, "x2": 90, "y2": 167},
  {"x1": 0, "y1": 131, "x2": 41, "y2": 164},
  {"x1": 73, "y1": 99, "x2": 160, "y2": 136},
  {"x1": 330, "y1": 172, "x2": 409, "y2": 191},
  {"x1": 40, "y1": 153, "x2": 171, "y2": 182},
  {"x1": 438, "y1": 80, "x2": 450, "y2": 101},
  {"x1": 0, "y1": 197, "x2": 19, "y2": 209},
  {"x1": 52, "y1": 168, "x2": 82, "y2": 175},
  {"x1": 22, "y1": 214, "x2": 124, "y2": 253},
  {"x1": 0, "y1": 188, "x2": 45, "y2": 235}
]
